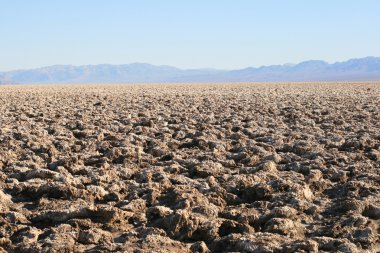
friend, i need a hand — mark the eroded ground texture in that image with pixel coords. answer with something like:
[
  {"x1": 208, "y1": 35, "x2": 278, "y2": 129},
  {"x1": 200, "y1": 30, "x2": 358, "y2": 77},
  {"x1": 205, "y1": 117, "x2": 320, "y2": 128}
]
[{"x1": 0, "y1": 83, "x2": 380, "y2": 253}]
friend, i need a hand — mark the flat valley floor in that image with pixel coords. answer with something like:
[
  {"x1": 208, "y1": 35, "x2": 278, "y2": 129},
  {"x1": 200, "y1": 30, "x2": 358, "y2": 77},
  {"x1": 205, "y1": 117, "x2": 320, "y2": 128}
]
[{"x1": 0, "y1": 83, "x2": 380, "y2": 252}]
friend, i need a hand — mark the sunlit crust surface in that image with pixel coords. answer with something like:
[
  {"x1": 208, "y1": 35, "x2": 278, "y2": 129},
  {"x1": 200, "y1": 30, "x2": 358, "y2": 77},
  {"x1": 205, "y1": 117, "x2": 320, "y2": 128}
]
[{"x1": 1, "y1": 83, "x2": 379, "y2": 252}]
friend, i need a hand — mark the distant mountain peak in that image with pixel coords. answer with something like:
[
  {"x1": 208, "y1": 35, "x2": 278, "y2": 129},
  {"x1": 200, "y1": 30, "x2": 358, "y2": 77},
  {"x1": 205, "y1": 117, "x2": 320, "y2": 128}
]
[{"x1": 1, "y1": 57, "x2": 379, "y2": 84}]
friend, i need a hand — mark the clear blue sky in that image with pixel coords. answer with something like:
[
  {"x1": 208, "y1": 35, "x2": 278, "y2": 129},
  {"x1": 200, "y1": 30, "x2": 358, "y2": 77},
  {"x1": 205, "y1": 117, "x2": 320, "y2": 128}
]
[{"x1": 1, "y1": 0, "x2": 379, "y2": 71}]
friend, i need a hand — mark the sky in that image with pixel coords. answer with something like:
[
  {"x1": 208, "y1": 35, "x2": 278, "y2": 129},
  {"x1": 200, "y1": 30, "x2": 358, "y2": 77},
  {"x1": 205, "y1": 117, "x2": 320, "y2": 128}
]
[{"x1": 1, "y1": 0, "x2": 380, "y2": 71}]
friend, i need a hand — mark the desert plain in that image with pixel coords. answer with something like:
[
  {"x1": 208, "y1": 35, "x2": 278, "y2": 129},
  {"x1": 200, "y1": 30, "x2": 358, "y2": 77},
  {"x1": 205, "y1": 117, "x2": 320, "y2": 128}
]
[{"x1": 0, "y1": 83, "x2": 380, "y2": 252}]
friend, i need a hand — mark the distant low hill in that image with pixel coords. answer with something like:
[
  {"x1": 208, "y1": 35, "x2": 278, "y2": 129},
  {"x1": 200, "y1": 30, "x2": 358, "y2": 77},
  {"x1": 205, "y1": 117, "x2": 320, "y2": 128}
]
[{"x1": 1, "y1": 57, "x2": 380, "y2": 84}]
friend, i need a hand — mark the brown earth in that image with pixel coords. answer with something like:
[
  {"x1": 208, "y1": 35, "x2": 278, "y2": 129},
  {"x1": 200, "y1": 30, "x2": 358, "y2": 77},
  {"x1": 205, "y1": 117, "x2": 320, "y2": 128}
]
[{"x1": 0, "y1": 83, "x2": 379, "y2": 252}]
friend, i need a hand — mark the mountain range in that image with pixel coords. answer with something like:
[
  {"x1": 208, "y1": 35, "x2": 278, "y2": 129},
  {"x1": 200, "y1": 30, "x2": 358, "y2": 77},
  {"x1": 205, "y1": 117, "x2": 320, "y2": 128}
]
[{"x1": 1, "y1": 57, "x2": 380, "y2": 84}]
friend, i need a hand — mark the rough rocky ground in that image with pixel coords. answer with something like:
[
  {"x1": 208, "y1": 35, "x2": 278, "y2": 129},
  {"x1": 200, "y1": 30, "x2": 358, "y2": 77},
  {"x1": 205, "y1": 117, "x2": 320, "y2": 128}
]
[{"x1": 0, "y1": 83, "x2": 379, "y2": 253}]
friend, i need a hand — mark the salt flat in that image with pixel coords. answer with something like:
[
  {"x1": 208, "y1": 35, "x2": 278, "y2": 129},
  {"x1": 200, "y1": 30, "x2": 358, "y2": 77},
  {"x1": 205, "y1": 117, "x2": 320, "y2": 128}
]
[{"x1": 0, "y1": 83, "x2": 379, "y2": 252}]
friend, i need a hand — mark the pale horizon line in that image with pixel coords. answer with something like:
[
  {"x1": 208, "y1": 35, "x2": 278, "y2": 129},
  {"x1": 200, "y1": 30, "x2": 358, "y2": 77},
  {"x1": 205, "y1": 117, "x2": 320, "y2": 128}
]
[{"x1": 1, "y1": 55, "x2": 378, "y2": 73}]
